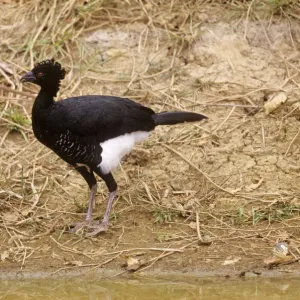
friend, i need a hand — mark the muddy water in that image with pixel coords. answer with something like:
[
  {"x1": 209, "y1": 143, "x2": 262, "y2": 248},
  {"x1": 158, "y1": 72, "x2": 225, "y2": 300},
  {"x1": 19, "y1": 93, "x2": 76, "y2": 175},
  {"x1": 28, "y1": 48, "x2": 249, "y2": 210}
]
[{"x1": 1, "y1": 277, "x2": 300, "y2": 300}]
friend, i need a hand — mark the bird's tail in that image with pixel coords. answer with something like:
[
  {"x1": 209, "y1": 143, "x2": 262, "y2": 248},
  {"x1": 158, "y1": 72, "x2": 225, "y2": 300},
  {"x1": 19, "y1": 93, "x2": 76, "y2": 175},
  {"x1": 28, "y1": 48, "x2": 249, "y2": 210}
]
[{"x1": 153, "y1": 111, "x2": 207, "y2": 126}]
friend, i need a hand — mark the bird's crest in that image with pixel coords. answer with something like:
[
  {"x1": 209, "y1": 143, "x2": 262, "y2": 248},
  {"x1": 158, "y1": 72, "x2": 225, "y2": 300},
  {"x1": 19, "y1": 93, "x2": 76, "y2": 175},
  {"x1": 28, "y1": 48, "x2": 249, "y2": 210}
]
[{"x1": 34, "y1": 58, "x2": 66, "y2": 80}]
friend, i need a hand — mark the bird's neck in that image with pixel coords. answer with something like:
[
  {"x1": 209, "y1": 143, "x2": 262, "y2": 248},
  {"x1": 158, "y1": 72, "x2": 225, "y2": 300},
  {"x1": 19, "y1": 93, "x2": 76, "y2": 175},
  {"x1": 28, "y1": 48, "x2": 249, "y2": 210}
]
[
  {"x1": 33, "y1": 88, "x2": 55, "y2": 111},
  {"x1": 32, "y1": 89, "x2": 55, "y2": 127},
  {"x1": 32, "y1": 88, "x2": 56, "y2": 142}
]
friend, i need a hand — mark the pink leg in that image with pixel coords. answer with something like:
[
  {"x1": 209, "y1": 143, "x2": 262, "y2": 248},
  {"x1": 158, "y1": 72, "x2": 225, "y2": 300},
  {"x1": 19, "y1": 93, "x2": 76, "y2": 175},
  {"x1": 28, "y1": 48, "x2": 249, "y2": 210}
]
[
  {"x1": 86, "y1": 190, "x2": 117, "y2": 237},
  {"x1": 85, "y1": 184, "x2": 97, "y2": 221},
  {"x1": 70, "y1": 183, "x2": 97, "y2": 233}
]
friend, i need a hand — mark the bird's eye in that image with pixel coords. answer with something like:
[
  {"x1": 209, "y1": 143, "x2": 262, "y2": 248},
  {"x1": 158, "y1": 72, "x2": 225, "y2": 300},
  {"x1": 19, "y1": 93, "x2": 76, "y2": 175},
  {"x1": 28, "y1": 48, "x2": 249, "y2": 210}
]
[{"x1": 37, "y1": 72, "x2": 43, "y2": 78}]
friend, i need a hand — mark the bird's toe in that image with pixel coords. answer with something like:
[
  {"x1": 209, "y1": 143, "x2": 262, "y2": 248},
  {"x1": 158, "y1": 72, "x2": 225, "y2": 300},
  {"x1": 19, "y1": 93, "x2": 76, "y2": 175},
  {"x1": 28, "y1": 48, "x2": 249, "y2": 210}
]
[
  {"x1": 85, "y1": 222, "x2": 108, "y2": 237},
  {"x1": 69, "y1": 220, "x2": 91, "y2": 233}
]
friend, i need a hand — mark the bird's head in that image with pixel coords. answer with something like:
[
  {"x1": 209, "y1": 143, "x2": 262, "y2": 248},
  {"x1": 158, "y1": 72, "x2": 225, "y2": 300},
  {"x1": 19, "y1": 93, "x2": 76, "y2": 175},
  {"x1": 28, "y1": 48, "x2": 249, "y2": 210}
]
[{"x1": 21, "y1": 59, "x2": 66, "y2": 96}]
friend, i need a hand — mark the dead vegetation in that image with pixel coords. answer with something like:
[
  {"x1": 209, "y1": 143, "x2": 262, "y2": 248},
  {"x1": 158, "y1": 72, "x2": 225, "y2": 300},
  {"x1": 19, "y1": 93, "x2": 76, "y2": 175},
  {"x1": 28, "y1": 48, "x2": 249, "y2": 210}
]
[{"x1": 1, "y1": 0, "x2": 300, "y2": 276}]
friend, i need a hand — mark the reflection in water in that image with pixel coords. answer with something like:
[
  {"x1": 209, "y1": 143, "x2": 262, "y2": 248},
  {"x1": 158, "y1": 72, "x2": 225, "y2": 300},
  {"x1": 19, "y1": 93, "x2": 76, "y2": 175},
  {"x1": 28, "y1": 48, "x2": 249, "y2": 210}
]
[{"x1": 0, "y1": 277, "x2": 299, "y2": 300}]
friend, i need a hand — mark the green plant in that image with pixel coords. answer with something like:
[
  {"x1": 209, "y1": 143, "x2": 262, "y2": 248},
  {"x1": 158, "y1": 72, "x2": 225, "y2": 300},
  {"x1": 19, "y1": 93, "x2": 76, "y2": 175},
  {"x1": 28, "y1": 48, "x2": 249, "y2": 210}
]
[
  {"x1": 233, "y1": 207, "x2": 247, "y2": 225},
  {"x1": 5, "y1": 109, "x2": 29, "y2": 132},
  {"x1": 152, "y1": 209, "x2": 178, "y2": 224}
]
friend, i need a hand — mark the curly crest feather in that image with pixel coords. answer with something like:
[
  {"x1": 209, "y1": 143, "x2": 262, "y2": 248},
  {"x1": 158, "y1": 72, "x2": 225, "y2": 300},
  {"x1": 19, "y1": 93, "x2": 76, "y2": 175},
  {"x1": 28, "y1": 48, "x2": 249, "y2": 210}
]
[{"x1": 33, "y1": 58, "x2": 66, "y2": 80}]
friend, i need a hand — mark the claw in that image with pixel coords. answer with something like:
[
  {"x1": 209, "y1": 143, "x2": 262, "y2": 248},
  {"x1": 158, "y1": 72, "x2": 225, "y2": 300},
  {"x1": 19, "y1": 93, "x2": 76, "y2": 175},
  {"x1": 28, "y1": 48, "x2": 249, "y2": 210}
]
[
  {"x1": 69, "y1": 220, "x2": 91, "y2": 233},
  {"x1": 69, "y1": 220, "x2": 108, "y2": 237},
  {"x1": 85, "y1": 222, "x2": 108, "y2": 237}
]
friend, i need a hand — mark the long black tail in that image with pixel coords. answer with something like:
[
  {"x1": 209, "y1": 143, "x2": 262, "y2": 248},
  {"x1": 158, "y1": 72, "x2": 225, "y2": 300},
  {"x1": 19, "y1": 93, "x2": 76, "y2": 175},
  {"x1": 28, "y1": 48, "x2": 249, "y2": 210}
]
[{"x1": 153, "y1": 111, "x2": 207, "y2": 126}]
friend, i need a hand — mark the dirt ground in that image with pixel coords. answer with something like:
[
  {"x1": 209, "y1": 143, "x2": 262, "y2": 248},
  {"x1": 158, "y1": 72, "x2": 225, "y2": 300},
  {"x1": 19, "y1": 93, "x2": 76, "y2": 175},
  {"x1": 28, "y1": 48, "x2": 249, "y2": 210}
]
[{"x1": 1, "y1": 1, "x2": 300, "y2": 278}]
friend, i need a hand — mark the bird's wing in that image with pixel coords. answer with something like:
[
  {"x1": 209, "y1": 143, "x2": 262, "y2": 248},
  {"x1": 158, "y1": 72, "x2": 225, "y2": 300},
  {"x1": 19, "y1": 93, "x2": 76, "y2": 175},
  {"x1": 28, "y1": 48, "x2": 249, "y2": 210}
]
[{"x1": 48, "y1": 95, "x2": 156, "y2": 143}]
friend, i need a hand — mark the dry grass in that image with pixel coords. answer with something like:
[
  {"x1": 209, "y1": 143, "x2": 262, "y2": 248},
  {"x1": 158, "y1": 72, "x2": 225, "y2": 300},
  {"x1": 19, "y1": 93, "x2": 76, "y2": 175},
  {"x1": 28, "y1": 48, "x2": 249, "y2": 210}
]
[{"x1": 1, "y1": 0, "x2": 300, "y2": 275}]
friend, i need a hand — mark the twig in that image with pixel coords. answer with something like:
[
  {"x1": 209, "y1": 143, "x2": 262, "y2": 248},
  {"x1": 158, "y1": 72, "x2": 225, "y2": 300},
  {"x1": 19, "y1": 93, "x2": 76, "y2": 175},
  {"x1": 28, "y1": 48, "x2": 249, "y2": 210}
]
[
  {"x1": 162, "y1": 144, "x2": 234, "y2": 195},
  {"x1": 104, "y1": 247, "x2": 184, "y2": 256},
  {"x1": 136, "y1": 240, "x2": 198, "y2": 273},
  {"x1": 284, "y1": 129, "x2": 300, "y2": 157},
  {"x1": 0, "y1": 117, "x2": 32, "y2": 132},
  {"x1": 196, "y1": 212, "x2": 203, "y2": 242},
  {"x1": 244, "y1": 0, "x2": 256, "y2": 39},
  {"x1": 82, "y1": 254, "x2": 122, "y2": 275},
  {"x1": 0, "y1": 84, "x2": 35, "y2": 98}
]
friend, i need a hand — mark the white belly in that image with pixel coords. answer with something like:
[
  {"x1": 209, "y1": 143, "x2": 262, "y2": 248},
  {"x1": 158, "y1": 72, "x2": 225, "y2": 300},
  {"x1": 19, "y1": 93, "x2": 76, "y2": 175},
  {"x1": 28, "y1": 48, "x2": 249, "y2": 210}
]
[{"x1": 98, "y1": 131, "x2": 150, "y2": 174}]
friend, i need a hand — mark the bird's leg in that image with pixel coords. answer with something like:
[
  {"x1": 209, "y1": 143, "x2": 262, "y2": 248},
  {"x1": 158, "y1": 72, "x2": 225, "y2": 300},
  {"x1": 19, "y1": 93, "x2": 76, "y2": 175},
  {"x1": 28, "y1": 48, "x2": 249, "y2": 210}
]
[
  {"x1": 85, "y1": 183, "x2": 97, "y2": 222},
  {"x1": 101, "y1": 190, "x2": 117, "y2": 224},
  {"x1": 86, "y1": 172, "x2": 117, "y2": 237},
  {"x1": 86, "y1": 191, "x2": 117, "y2": 236},
  {"x1": 70, "y1": 165, "x2": 97, "y2": 233}
]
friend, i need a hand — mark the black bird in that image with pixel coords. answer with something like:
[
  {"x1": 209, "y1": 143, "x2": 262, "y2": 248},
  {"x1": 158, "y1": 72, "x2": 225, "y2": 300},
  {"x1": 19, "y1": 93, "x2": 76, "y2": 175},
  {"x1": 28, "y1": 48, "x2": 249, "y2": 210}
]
[{"x1": 21, "y1": 59, "x2": 207, "y2": 236}]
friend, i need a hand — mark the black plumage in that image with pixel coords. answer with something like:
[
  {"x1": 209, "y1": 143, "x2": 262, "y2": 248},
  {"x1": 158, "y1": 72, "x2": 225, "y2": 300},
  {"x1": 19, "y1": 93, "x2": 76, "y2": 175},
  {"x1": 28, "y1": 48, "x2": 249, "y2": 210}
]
[{"x1": 21, "y1": 59, "x2": 207, "y2": 236}]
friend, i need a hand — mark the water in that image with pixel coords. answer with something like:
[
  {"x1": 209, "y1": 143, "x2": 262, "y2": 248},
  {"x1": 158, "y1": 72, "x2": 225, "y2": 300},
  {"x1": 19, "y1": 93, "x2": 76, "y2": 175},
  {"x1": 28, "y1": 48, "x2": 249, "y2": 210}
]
[{"x1": 0, "y1": 277, "x2": 300, "y2": 299}]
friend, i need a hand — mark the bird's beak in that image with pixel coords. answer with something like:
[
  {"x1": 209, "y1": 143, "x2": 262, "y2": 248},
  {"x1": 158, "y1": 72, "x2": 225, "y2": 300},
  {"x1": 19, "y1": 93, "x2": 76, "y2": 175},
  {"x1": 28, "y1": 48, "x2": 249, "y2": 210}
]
[{"x1": 20, "y1": 71, "x2": 36, "y2": 83}]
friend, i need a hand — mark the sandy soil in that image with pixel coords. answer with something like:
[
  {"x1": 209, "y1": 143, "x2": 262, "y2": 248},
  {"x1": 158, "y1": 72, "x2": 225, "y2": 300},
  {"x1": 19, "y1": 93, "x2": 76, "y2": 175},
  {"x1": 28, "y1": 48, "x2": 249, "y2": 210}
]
[{"x1": 1, "y1": 2, "x2": 300, "y2": 278}]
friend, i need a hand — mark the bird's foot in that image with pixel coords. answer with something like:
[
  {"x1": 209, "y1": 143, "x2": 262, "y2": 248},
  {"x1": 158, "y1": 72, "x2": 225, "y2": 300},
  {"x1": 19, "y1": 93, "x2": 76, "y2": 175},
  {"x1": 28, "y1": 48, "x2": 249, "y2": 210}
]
[
  {"x1": 69, "y1": 220, "x2": 92, "y2": 233},
  {"x1": 85, "y1": 221, "x2": 108, "y2": 237},
  {"x1": 69, "y1": 220, "x2": 108, "y2": 236}
]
